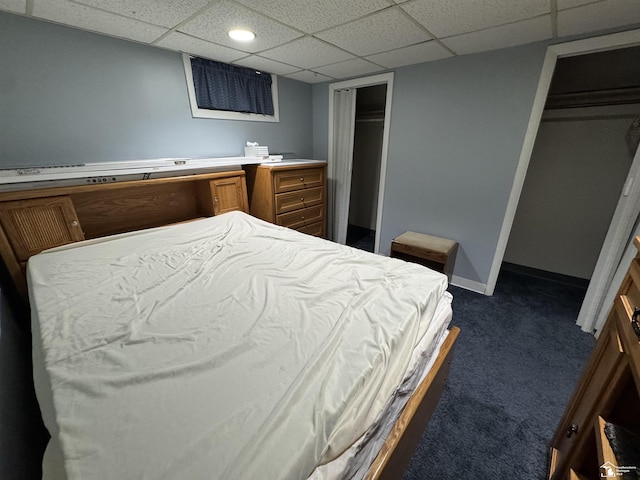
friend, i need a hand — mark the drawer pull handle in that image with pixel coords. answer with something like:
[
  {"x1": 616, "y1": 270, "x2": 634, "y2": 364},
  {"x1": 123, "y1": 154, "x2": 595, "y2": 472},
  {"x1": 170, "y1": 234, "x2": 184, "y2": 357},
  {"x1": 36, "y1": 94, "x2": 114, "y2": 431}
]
[
  {"x1": 632, "y1": 307, "x2": 640, "y2": 338},
  {"x1": 300, "y1": 197, "x2": 304, "y2": 201},
  {"x1": 566, "y1": 423, "x2": 578, "y2": 438},
  {"x1": 214, "y1": 197, "x2": 218, "y2": 202},
  {"x1": 70, "y1": 220, "x2": 79, "y2": 227},
  {"x1": 300, "y1": 177, "x2": 304, "y2": 182}
]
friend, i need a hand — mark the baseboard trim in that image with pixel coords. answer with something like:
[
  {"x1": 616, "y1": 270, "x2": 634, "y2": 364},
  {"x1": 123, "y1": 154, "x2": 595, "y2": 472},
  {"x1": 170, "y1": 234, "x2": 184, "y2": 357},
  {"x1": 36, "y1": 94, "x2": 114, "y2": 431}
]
[
  {"x1": 450, "y1": 275, "x2": 488, "y2": 295},
  {"x1": 501, "y1": 262, "x2": 590, "y2": 289}
]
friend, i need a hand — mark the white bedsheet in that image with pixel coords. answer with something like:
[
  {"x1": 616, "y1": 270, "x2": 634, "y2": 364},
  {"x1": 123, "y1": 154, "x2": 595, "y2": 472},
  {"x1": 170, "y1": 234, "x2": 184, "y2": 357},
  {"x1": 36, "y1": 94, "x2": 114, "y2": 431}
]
[{"x1": 29, "y1": 211, "x2": 448, "y2": 480}]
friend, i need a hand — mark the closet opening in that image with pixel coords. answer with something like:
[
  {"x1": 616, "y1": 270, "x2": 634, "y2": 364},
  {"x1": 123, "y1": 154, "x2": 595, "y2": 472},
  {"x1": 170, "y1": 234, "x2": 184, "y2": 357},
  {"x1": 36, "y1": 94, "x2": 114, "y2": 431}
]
[
  {"x1": 346, "y1": 84, "x2": 387, "y2": 252},
  {"x1": 501, "y1": 44, "x2": 640, "y2": 334}
]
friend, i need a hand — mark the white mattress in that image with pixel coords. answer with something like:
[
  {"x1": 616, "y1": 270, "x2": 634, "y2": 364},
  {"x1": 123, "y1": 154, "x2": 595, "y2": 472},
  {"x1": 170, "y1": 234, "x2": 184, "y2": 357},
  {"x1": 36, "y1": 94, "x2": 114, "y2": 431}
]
[
  {"x1": 309, "y1": 294, "x2": 452, "y2": 480},
  {"x1": 29, "y1": 211, "x2": 449, "y2": 480}
]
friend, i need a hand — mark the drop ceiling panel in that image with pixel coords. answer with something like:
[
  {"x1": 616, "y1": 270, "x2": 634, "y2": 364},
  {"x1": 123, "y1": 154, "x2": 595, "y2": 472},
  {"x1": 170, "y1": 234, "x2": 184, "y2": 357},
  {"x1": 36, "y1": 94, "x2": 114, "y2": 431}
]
[
  {"x1": 260, "y1": 37, "x2": 354, "y2": 69},
  {"x1": 0, "y1": 0, "x2": 24, "y2": 14},
  {"x1": 402, "y1": 0, "x2": 550, "y2": 37},
  {"x1": 33, "y1": 0, "x2": 167, "y2": 43},
  {"x1": 316, "y1": 8, "x2": 431, "y2": 56},
  {"x1": 313, "y1": 58, "x2": 384, "y2": 78},
  {"x1": 366, "y1": 41, "x2": 452, "y2": 68},
  {"x1": 233, "y1": 55, "x2": 299, "y2": 75},
  {"x1": 178, "y1": 0, "x2": 302, "y2": 53},
  {"x1": 234, "y1": 0, "x2": 391, "y2": 34},
  {"x1": 557, "y1": 0, "x2": 602, "y2": 9},
  {"x1": 3, "y1": 0, "x2": 640, "y2": 84},
  {"x1": 558, "y1": 0, "x2": 640, "y2": 37},
  {"x1": 155, "y1": 32, "x2": 247, "y2": 63},
  {"x1": 72, "y1": 0, "x2": 211, "y2": 28},
  {"x1": 285, "y1": 70, "x2": 334, "y2": 83},
  {"x1": 442, "y1": 15, "x2": 552, "y2": 56}
]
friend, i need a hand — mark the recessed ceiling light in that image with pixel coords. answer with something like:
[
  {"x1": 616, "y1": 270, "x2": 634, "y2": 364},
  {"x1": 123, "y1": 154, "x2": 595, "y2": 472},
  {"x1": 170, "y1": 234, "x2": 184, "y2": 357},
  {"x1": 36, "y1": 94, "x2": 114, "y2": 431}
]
[{"x1": 228, "y1": 29, "x2": 255, "y2": 42}]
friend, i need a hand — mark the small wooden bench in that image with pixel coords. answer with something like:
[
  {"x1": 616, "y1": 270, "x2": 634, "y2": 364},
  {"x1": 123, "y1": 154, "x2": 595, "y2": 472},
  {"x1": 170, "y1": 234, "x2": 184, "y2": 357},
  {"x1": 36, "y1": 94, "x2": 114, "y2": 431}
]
[{"x1": 390, "y1": 231, "x2": 458, "y2": 281}]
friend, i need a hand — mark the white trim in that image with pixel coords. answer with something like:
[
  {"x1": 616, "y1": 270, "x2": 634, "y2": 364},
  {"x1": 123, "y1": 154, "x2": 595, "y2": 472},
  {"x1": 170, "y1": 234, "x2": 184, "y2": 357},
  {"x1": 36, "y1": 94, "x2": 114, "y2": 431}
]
[
  {"x1": 450, "y1": 275, "x2": 487, "y2": 294},
  {"x1": 485, "y1": 28, "x2": 640, "y2": 296},
  {"x1": 328, "y1": 72, "x2": 394, "y2": 253},
  {"x1": 181, "y1": 53, "x2": 280, "y2": 123},
  {"x1": 485, "y1": 48, "x2": 558, "y2": 295},
  {"x1": 549, "y1": 29, "x2": 640, "y2": 57}
]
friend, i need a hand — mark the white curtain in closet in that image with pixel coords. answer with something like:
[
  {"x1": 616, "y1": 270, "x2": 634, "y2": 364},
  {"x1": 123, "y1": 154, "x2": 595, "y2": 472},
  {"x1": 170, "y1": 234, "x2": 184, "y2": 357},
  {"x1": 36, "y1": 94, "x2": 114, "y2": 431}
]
[
  {"x1": 577, "y1": 140, "x2": 640, "y2": 335},
  {"x1": 327, "y1": 88, "x2": 357, "y2": 244}
]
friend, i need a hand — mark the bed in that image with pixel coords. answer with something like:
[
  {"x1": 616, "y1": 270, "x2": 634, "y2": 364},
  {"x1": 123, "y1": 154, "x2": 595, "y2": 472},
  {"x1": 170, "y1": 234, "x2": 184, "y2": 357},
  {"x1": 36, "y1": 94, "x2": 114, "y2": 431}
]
[{"x1": 0, "y1": 171, "x2": 459, "y2": 480}]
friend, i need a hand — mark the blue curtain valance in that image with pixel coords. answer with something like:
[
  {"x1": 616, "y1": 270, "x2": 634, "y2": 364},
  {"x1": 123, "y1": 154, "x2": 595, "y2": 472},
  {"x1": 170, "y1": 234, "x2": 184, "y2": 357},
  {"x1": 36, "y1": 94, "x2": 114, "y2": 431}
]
[{"x1": 190, "y1": 57, "x2": 274, "y2": 116}]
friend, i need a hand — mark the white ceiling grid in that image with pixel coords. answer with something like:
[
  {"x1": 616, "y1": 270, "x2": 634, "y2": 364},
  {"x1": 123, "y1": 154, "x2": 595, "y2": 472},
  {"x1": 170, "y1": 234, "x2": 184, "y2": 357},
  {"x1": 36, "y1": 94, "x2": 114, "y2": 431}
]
[{"x1": 2, "y1": 0, "x2": 640, "y2": 83}]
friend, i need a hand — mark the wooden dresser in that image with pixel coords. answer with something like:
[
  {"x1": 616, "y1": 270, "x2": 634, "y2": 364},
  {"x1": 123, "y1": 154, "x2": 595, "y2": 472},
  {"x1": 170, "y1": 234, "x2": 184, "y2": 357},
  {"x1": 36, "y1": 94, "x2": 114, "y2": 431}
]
[
  {"x1": 244, "y1": 161, "x2": 327, "y2": 237},
  {"x1": 548, "y1": 238, "x2": 640, "y2": 479},
  {"x1": 0, "y1": 170, "x2": 249, "y2": 298}
]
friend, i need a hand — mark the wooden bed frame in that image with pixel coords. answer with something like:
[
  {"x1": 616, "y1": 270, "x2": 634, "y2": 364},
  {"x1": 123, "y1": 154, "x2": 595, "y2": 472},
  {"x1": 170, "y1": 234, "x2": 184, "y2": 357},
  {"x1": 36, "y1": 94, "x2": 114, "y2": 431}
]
[{"x1": 0, "y1": 170, "x2": 459, "y2": 480}]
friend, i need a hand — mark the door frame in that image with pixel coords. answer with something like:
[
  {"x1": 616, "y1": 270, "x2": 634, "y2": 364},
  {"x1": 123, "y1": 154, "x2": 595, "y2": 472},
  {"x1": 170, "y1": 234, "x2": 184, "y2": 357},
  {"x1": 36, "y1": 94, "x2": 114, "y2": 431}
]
[
  {"x1": 486, "y1": 29, "x2": 640, "y2": 296},
  {"x1": 328, "y1": 72, "x2": 394, "y2": 253}
]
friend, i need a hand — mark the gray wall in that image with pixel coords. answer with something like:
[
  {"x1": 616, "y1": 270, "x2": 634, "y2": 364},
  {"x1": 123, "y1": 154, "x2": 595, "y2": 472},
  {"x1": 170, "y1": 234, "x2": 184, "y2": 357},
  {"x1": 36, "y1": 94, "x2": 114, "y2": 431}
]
[
  {"x1": 312, "y1": 84, "x2": 329, "y2": 161},
  {"x1": 313, "y1": 43, "x2": 548, "y2": 286},
  {"x1": 0, "y1": 12, "x2": 313, "y2": 168}
]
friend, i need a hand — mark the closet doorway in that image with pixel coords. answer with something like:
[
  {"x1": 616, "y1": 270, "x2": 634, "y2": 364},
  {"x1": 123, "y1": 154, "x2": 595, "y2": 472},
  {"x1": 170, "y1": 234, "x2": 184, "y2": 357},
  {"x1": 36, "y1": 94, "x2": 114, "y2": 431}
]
[
  {"x1": 503, "y1": 48, "x2": 640, "y2": 283},
  {"x1": 488, "y1": 28, "x2": 640, "y2": 335},
  {"x1": 346, "y1": 84, "x2": 387, "y2": 252},
  {"x1": 327, "y1": 73, "x2": 394, "y2": 253}
]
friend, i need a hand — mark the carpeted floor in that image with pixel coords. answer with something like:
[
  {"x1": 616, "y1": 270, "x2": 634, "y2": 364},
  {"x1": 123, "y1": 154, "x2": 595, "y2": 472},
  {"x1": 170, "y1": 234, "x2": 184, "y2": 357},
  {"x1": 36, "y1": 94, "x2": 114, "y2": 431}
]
[
  {"x1": 403, "y1": 269, "x2": 596, "y2": 479},
  {"x1": 346, "y1": 224, "x2": 375, "y2": 252}
]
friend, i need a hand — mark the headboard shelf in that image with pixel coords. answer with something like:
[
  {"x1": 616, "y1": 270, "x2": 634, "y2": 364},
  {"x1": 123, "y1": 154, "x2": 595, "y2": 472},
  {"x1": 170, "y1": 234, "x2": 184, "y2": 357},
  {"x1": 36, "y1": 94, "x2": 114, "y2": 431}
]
[{"x1": 0, "y1": 170, "x2": 249, "y2": 298}]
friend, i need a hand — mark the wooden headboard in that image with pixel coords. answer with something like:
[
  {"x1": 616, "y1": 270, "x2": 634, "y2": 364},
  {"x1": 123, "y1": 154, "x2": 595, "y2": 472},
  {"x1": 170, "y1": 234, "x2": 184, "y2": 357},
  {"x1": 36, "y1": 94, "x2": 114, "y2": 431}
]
[{"x1": 0, "y1": 170, "x2": 249, "y2": 299}]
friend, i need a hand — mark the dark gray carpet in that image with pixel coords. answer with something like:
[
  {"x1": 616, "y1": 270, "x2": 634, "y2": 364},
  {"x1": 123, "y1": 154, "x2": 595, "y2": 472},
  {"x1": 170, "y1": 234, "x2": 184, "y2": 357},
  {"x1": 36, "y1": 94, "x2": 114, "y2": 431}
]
[
  {"x1": 403, "y1": 269, "x2": 596, "y2": 479},
  {"x1": 346, "y1": 224, "x2": 375, "y2": 253}
]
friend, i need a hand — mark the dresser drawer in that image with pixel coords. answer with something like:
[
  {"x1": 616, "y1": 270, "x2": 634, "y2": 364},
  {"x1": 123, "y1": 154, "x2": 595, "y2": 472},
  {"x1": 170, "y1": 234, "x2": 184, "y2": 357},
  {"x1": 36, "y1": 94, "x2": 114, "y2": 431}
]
[
  {"x1": 296, "y1": 221, "x2": 324, "y2": 237},
  {"x1": 275, "y1": 186, "x2": 324, "y2": 214},
  {"x1": 277, "y1": 204, "x2": 324, "y2": 229},
  {"x1": 551, "y1": 321, "x2": 625, "y2": 469},
  {"x1": 273, "y1": 168, "x2": 324, "y2": 194}
]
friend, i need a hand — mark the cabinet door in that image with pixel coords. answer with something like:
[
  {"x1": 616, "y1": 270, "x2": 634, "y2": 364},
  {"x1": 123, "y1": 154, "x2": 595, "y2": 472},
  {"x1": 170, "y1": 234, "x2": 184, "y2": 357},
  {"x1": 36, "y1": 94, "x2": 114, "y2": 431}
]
[
  {"x1": 0, "y1": 196, "x2": 85, "y2": 261},
  {"x1": 210, "y1": 176, "x2": 249, "y2": 215}
]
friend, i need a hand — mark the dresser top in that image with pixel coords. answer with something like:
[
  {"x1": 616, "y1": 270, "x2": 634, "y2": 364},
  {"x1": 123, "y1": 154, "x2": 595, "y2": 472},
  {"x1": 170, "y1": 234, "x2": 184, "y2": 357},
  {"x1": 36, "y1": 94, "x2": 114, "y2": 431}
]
[{"x1": 257, "y1": 159, "x2": 327, "y2": 168}]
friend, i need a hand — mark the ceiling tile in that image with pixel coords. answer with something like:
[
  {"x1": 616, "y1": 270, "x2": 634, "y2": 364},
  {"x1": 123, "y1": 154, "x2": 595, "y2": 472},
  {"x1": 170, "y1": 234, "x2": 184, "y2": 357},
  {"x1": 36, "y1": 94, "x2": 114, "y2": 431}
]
[
  {"x1": 442, "y1": 15, "x2": 552, "y2": 56},
  {"x1": 0, "y1": 0, "x2": 26, "y2": 14},
  {"x1": 32, "y1": 0, "x2": 167, "y2": 43},
  {"x1": 155, "y1": 32, "x2": 247, "y2": 63},
  {"x1": 178, "y1": 0, "x2": 302, "y2": 53},
  {"x1": 234, "y1": 0, "x2": 390, "y2": 34},
  {"x1": 315, "y1": 8, "x2": 431, "y2": 56},
  {"x1": 233, "y1": 55, "x2": 299, "y2": 75},
  {"x1": 557, "y1": 0, "x2": 601, "y2": 9},
  {"x1": 558, "y1": 0, "x2": 640, "y2": 37},
  {"x1": 260, "y1": 37, "x2": 354, "y2": 69},
  {"x1": 285, "y1": 70, "x2": 334, "y2": 83},
  {"x1": 72, "y1": 0, "x2": 210, "y2": 28},
  {"x1": 313, "y1": 58, "x2": 384, "y2": 79},
  {"x1": 365, "y1": 41, "x2": 452, "y2": 68},
  {"x1": 402, "y1": 0, "x2": 549, "y2": 37}
]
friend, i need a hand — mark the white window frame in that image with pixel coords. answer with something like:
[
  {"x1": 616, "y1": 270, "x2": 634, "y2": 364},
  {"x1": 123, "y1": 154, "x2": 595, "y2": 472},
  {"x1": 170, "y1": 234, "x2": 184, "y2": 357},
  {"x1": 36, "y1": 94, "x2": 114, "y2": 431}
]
[{"x1": 181, "y1": 53, "x2": 280, "y2": 123}]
